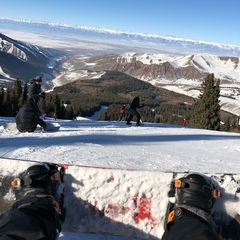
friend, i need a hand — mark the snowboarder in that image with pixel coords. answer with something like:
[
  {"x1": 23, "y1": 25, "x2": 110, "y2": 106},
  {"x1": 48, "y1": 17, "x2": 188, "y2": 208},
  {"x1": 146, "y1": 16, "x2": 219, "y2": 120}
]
[
  {"x1": 0, "y1": 162, "x2": 65, "y2": 240},
  {"x1": 162, "y1": 173, "x2": 222, "y2": 240},
  {"x1": 126, "y1": 96, "x2": 144, "y2": 126},
  {"x1": 16, "y1": 99, "x2": 47, "y2": 132},
  {"x1": 118, "y1": 104, "x2": 126, "y2": 121},
  {"x1": 28, "y1": 76, "x2": 45, "y2": 105},
  {"x1": 28, "y1": 75, "x2": 46, "y2": 116}
]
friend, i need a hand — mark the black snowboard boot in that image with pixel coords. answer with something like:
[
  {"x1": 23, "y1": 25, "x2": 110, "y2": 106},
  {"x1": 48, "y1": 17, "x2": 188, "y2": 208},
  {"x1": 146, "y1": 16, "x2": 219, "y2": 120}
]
[
  {"x1": 174, "y1": 173, "x2": 221, "y2": 213},
  {"x1": 0, "y1": 163, "x2": 65, "y2": 240},
  {"x1": 162, "y1": 173, "x2": 222, "y2": 240},
  {"x1": 11, "y1": 162, "x2": 65, "y2": 212}
]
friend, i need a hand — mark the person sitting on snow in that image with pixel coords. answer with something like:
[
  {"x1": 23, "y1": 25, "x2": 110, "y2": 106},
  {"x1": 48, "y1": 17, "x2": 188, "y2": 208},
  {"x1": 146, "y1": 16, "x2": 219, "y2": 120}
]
[{"x1": 16, "y1": 99, "x2": 47, "y2": 132}]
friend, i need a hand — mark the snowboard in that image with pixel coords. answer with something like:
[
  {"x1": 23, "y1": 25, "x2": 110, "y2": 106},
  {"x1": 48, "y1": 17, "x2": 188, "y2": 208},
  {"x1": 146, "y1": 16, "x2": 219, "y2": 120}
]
[
  {"x1": 3, "y1": 122, "x2": 60, "y2": 132},
  {"x1": 0, "y1": 157, "x2": 240, "y2": 239}
]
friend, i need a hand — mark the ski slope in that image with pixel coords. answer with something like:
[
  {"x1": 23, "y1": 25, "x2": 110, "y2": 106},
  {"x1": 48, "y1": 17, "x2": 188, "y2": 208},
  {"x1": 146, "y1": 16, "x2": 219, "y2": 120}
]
[{"x1": 1, "y1": 113, "x2": 240, "y2": 240}]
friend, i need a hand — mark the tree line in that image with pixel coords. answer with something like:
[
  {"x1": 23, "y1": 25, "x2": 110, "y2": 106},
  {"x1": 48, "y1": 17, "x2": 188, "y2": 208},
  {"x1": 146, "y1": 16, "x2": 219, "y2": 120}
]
[{"x1": 0, "y1": 73, "x2": 239, "y2": 133}]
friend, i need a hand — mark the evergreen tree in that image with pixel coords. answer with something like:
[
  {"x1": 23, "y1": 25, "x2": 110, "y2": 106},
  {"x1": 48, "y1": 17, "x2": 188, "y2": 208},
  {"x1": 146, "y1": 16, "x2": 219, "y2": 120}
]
[
  {"x1": 3, "y1": 89, "x2": 12, "y2": 116},
  {"x1": 189, "y1": 74, "x2": 220, "y2": 130},
  {"x1": 11, "y1": 78, "x2": 23, "y2": 115}
]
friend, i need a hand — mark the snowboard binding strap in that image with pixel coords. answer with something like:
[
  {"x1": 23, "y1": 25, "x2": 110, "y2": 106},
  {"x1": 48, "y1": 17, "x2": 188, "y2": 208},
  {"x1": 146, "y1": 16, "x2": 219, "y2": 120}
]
[
  {"x1": 174, "y1": 179, "x2": 222, "y2": 199},
  {"x1": 166, "y1": 206, "x2": 223, "y2": 239},
  {"x1": 11, "y1": 171, "x2": 61, "y2": 187}
]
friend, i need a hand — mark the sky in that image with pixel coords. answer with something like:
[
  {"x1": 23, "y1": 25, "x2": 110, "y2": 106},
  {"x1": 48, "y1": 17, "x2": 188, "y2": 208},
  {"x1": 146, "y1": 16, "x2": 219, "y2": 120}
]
[
  {"x1": 1, "y1": 110, "x2": 240, "y2": 239},
  {"x1": 0, "y1": 0, "x2": 240, "y2": 46}
]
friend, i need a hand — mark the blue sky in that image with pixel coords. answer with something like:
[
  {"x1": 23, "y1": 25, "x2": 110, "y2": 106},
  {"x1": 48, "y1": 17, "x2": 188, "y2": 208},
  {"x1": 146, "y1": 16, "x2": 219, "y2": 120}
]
[{"x1": 0, "y1": 0, "x2": 239, "y2": 45}]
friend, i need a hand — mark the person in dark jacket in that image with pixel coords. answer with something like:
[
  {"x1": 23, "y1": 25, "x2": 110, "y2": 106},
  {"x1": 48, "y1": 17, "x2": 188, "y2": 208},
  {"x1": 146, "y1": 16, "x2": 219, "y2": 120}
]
[
  {"x1": 28, "y1": 76, "x2": 44, "y2": 104},
  {"x1": 28, "y1": 75, "x2": 46, "y2": 114},
  {"x1": 16, "y1": 98, "x2": 46, "y2": 132},
  {"x1": 0, "y1": 163, "x2": 64, "y2": 240},
  {"x1": 162, "y1": 173, "x2": 222, "y2": 240},
  {"x1": 126, "y1": 96, "x2": 144, "y2": 126}
]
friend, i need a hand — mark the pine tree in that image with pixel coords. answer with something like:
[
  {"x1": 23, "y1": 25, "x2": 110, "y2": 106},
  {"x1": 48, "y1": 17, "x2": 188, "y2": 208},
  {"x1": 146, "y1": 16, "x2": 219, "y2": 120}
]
[
  {"x1": 189, "y1": 74, "x2": 221, "y2": 130},
  {"x1": 11, "y1": 78, "x2": 23, "y2": 115}
]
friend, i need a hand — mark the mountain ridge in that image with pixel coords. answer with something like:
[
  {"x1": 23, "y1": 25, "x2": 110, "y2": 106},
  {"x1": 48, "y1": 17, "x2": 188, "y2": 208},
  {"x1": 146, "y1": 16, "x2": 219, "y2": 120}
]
[
  {"x1": 0, "y1": 17, "x2": 240, "y2": 57},
  {"x1": 1, "y1": 31, "x2": 240, "y2": 116},
  {"x1": 0, "y1": 32, "x2": 65, "y2": 84}
]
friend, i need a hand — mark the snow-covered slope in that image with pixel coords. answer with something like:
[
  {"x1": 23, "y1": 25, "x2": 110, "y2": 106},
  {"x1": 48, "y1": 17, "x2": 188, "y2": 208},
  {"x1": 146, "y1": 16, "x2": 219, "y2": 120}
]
[
  {"x1": 1, "y1": 115, "x2": 240, "y2": 240},
  {"x1": 1, "y1": 115, "x2": 240, "y2": 178}
]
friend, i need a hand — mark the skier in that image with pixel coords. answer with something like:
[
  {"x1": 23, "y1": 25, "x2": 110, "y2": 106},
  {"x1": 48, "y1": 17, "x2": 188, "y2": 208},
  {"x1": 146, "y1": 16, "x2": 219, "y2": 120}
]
[
  {"x1": 0, "y1": 162, "x2": 65, "y2": 240},
  {"x1": 182, "y1": 117, "x2": 187, "y2": 126},
  {"x1": 162, "y1": 173, "x2": 222, "y2": 240},
  {"x1": 16, "y1": 99, "x2": 47, "y2": 132},
  {"x1": 118, "y1": 104, "x2": 126, "y2": 121},
  {"x1": 126, "y1": 96, "x2": 144, "y2": 126}
]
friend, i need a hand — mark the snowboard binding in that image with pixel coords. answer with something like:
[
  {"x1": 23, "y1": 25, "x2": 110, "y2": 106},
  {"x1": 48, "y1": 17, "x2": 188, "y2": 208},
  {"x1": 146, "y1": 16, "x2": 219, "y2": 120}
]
[
  {"x1": 11, "y1": 162, "x2": 66, "y2": 222},
  {"x1": 165, "y1": 173, "x2": 222, "y2": 230},
  {"x1": 174, "y1": 173, "x2": 222, "y2": 213}
]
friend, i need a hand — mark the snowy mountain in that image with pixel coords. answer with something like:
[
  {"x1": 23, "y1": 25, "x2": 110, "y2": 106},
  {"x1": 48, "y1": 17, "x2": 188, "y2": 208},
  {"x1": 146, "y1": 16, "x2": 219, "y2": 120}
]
[
  {"x1": 1, "y1": 18, "x2": 240, "y2": 57},
  {"x1": 83, "y1": 52, "x2": 240, "y2": 82},
  {"x1": 0, "y1": 33, "x2": 65, "y2": 85},
  {"x1": 57, "y1": 52, "x2": 240, "y2": 115},
  {"x1": 1, "y1": 18, "x2": 240, "y2": 115}
]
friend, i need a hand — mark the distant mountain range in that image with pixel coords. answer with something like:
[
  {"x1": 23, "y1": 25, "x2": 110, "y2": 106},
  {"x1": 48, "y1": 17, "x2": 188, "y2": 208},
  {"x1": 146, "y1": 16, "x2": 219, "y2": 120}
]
[
  {"x1": 0, "y1": 18, "x2": 240, "y2": 57},
  {"x1": 0, "y1": 19, "x2": 240, "y2": 116}
]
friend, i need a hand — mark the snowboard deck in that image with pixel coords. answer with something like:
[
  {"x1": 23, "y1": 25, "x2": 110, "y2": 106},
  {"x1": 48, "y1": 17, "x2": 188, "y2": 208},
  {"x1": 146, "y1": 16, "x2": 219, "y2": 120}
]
[
  {"x1": 0, "y1": 157, "x2": 240, "y2": 239},
  {"x1": 3, "y1": 121, "x2": 60, "y2": 132}
]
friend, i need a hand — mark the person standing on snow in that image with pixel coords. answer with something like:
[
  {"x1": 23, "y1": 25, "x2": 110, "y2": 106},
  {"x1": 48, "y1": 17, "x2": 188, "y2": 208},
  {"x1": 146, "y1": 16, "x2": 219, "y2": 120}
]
[
  {"x1": 118, "y1": 104, "x2": 126, "y2": 121},
  {"x1": 28, "y1": 76, "x2": 45, "y2": 105},
  {"x1": 182, "y1": 117, "x2": 187, "y2": 126},
  {"x1": 126, "y1": 96, "x2": 144, "y2": 126}
]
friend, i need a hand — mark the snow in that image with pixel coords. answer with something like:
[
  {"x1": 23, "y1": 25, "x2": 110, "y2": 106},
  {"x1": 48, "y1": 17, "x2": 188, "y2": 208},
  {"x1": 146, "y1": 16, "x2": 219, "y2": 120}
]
[{"x1": 1, "y1": 109, "x2": 240, "y2": 239}]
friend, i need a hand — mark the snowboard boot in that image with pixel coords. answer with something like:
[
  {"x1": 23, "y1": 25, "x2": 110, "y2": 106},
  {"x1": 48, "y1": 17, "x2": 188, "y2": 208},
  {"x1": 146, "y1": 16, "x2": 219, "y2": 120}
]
[
  {"x1": 174, "y1": 173, "x2": 221, "y2": 213},
  {"x1": 11, "y1": 163, "x2": 65, "y2": 206},
  {"x1": 6, "y1": 163, "x2": 65, "y2": 240},
  {"x1": 164, "y1": 173, "x2": 222, "y2": 239}
]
